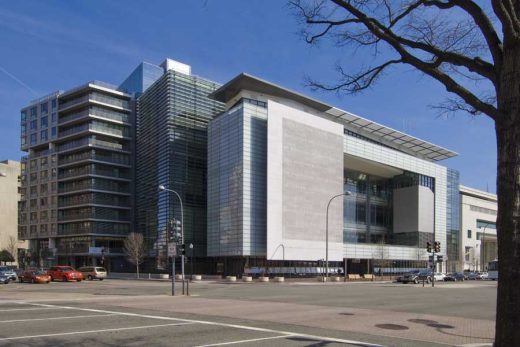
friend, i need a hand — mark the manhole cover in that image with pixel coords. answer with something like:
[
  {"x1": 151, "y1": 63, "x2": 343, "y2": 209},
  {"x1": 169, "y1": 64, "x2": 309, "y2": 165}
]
[
  {"x1": 339, "y1": 313, "x2": 354, "y2": 316},
  {"x1": 427, "y1": 323, "x2": 455, "y2": 329},
  {"x1": 408, "y1": 319, "x2": 438, "y2": 325},
  {"x1": 375, "y1": 324, "x2": 409, "y2": 330}
]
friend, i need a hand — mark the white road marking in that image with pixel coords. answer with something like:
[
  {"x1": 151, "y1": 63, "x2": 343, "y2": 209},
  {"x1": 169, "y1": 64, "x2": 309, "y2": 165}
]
[
  {"x1": 195, "y1": 334, "x2": 296, "y2": 346},
  {"x1": 21, "y1": 302, "x2": 387, "y2": 347},
  {"x1": 0, "y1": 322, "x2": 194, "y2": 341},
  {"x1": 456, "y1": 344, "x2": 493, "y2": 347},
  {"x1": 0, "y1": 307, "x2": 60, "y2": 312},
  {"x1": 0, "y1": 313, "x2": 119, "y2": 323}
]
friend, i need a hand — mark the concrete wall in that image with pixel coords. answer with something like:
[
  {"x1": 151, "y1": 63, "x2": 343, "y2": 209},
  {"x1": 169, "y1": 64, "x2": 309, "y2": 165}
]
[
  {"x1": 393, "y1": 185, "x2": 434, "y2": 234},
  {"x1": 0, "y1": 160, "x2": 25, "y2": 265},
  {"x1": 267, "y1": 99, "x2": 344, "y2": 261}
]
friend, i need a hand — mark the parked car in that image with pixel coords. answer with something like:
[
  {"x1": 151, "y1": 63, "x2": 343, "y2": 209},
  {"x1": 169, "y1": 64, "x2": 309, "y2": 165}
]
[
  {"x1": 0, "y1": 272, "x2": 10, "y2": 284},
  {"x1": 444, "y1": 272, "x2": 465, "y2": 281},
  {"x1": 434, "y1": 272, "x2": 446, "y2": 281},
  {"x1": 401, "y1": 269, "x2": 432, "y2": 284},
  {"x1": 0, "y1": 266, "x2": 18, "y2": 281},
  {"x1": 78, "y1": 266, "x2": 107, "y2": 281},
  {"x1": 467, "y1": 272, "x2": 479, "y2": 280},
  {"x1": 479, "y1": 272, "x2": 489, "y2": 280},
  {"x1": 19, "y1": 269, "x2": 51, "y2": 284},
  {"x1": 47, "y1": 266, "x2": 83, "y2": 282}
]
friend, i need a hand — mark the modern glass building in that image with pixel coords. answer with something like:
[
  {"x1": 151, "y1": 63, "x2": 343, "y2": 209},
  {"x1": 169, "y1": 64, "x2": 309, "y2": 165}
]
[
  {"x1": 207, "y1": 73, "x2": 460, "y2": 275},
  {"x1": 134, "y1": 60, "x2": 224, "y2": 271}
]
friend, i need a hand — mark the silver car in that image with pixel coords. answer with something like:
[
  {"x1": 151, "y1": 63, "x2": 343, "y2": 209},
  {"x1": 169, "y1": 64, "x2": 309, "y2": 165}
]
[
  {"x1": 78, "y1": 266, "x2": 107, "y2": 281},
  {"x1": 0, "y1": 267, "x2": 18, "y2": 281}
]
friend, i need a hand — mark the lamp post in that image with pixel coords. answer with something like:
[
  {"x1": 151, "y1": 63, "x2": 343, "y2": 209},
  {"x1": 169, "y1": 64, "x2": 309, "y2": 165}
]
[
  {"x1": 480, "y1": 223, "x2": 489, "y2": 272},
  {"x1": 158, "y1": 185, "x2": 184, "y2": 295},
  {"x1": 326, "y1": 191, "x2": 352, "y2": 278},
  {"x1": 187, "y1": 243, "x2": 193, "y2": 296}
]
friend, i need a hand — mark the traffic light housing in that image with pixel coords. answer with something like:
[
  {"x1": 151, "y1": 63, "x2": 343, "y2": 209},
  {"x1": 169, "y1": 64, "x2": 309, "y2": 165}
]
[
  {"x1": 426, "y1": 241, "x2": 432, "y2": 253},
  {"x1": 168, "y1": 218, "x2": 182, "y2": 242},
  {"x1": 434, "y1": 241, "x2": 441, "y2": 253},
  {"x1": 179, "y1": 244, "x2": 186, "y2": 256}
]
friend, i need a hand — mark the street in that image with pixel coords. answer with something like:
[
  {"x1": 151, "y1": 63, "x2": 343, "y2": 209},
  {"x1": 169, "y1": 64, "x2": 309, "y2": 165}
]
[{"x1": 0, "y1": 279, "x2": 496, "y2": 346}]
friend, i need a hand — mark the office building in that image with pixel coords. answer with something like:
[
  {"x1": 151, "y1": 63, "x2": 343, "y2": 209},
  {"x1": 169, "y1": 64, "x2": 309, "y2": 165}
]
[
  {"x1": 19, "y1": 82, "x2": 133, "y2": 269},
  {"x1": 207, "y1": 73, "x2": 460, "y2": 275},
  {"x1": 0, "y1": 160, "x2": 26, "y2": 265},
  {"x1": 134, "y1": 60, "x2": 225, "y2": 271},
  {"x1": 459, "y1": 185, "x2": 497, "y2": 271}
]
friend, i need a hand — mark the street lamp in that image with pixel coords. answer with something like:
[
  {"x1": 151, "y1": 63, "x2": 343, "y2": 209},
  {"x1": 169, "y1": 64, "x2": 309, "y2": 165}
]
[
  {"x1": 158, "y1": 184, "x2": 185, "y2": 295},
  {"x1": 326, "y1": 191, "x2": 352, "y2": 278}
]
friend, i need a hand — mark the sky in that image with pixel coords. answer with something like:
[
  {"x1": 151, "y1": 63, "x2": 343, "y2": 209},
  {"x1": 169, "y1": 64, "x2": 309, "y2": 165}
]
[{"x1": 0, "y1": 0, "x2": 497, "y2": 193}]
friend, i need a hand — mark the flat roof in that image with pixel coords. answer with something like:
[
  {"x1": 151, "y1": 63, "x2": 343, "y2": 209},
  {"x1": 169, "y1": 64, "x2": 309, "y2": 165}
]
[{"x1": 210, "y1": 73, "x2": 457, "y2": 162}]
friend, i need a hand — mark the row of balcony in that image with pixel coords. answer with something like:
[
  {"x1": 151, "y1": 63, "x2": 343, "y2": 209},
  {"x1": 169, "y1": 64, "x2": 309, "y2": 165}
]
[
  {"x1": 57, "y1": 137, "x2": 130, "y2": 154},
  {"x1": 58, "y1": 180, "x2": 130, "y2": 195},
  {"x1": 59, "y1": 151, "x2": 130, "y2": 167},
  {"x1": 59, "y1": 107, "x2": 130, "y2": 125},
  {"x1": 59, "y1": 92, "x2": 130, "y2": 112},
  {"x1": 59, "y1": 165, "x2": 130, "y2": 180},
  {"x1": 58, "y1": 192, "x2": 130, "y2": 208}
]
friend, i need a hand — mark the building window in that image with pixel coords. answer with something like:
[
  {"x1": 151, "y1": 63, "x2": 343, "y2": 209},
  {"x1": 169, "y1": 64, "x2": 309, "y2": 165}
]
[
  {"x1": 51, "y1": 112, "x2": 57, "y2": 123},
  {"x1": 41, "y1": 103, "x2": 48, "y2": 114},
  {"x1": 51, "y1": 127, "x2": 57, "y2": 138},
  {"x1": 467, "y1": 230, "x2": 472, "y2": 239},
  {"x1": 30, "y1": 107, "x2": 37, "y2": 119},
  {"x1": 21, "y1": 110, "x2": 27, "y2": 122},
  {"x1": 40, "y1": 130, "x2": 48, "y2": 141},
  {"x1": 41, "y1": 116, "x2": 48, "y2": 128},
  {"x1": 465, "y1": 246, "x2": 472, "y2": 262},
  {"x1": 51, "y1": 99, "x2": 57, "y2": 110},
  {"x1": 30, "y1": 120, "x2": 37, "y2": 130},
  {"x1": 30, "y1": 133, "x2": 37, "y2": 144},
  {"x1": 21, "y1": 136, "x2": 27, "y2": 145},
  {"x1": 477, "y1": 220, "x2": 496, "y2": 230}
]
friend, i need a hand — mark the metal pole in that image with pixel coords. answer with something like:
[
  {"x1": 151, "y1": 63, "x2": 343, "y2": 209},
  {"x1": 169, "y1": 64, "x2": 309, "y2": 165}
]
[
  {"x1": 159, "y1": 186, "x2": 184, "y2": 295},
  {"x1": 172, "y1": 254, "x2": 176, "y2": 296},
  {"x1": 326, "y1": 192, "x2": 351, "y2": 279}
]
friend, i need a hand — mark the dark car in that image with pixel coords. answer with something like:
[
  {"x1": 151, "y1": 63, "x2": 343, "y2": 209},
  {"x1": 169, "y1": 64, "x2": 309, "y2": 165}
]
[
  {"x1": 0, "y1": 272, "x2": 10, "y2": 284},
  {"x1": 401, "y1": 269, "x2": 433, "y2": 284},
  {"x1": 467, "y1": 272, "x2": 479, "y2": 280},
  {"x1": 445, "y1": 272, "x2": 465, "y2": 281}
]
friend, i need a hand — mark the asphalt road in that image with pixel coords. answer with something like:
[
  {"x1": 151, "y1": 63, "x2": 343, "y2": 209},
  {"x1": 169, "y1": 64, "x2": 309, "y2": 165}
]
[{"x1": 0, "y1": 279, "x2": 496, "y2": 347}]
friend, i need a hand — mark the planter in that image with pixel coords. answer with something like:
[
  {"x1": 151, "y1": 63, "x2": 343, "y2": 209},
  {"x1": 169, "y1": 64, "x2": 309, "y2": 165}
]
[
  {"x1": 226, "y1": 276, "x2": 237, "y2": 282},
  {"x1": 258, "y1": 276, "x2": 269, "y2": 282},
  {"x1": 159, "y1": 274, "x2": 169, "y2": 279},
  {"x1": 274, "y1": 276, "x2": 285, "y2": 282},
  {"x1": 242, "y1": 276, "x2": 253, "y2": 282},
  {"x1": 317, "y1": 276, "x2": 327, "y2": 282},
  {"x1": 192, "y1": 275, "x2": 202, "y2": 281},
  {"x1": 331, "y1": 276, "x2": 341, "y2": 282},
  {"x1": 175, "y1": 274, "x2": 184, "y2": 280}
]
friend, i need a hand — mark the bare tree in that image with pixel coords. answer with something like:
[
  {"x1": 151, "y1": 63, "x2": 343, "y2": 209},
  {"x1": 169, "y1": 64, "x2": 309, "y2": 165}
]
[
  {"x1": 124, "y1": 233, "x2": 146, "y2": 278},
  {"x1": 6, "y1": 236, "x2": 17, "y2": 264},
  {"x1": 291, "y1": 1, "x2": 520, "y2": 344}
]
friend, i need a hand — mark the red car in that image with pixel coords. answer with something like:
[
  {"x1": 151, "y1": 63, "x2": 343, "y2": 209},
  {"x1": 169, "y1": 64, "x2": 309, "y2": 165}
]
[
  {"x1": 19, "y1": 269, "x2": 51, "y2": 284},
  {"x1": 47, "y1": 266, "x2": 83, "y2": 282}
]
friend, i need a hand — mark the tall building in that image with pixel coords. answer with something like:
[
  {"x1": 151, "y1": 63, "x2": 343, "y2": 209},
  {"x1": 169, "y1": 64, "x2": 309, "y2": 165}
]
[
  {"x1": 459, "y1": 185, "x2": 497, "y2": 271},
  {"x1": 19, "y1": 82, "x2": 133, "y2": 269},
  {"x1": 134, "y1": 60, "x2": 225, "y2": 271},
  {"x1": 207, "y1": 73, "x2": 460, "y2": 275},
  {"x1": 0, "y1": 160, "x2": 26, "y2": 265}
]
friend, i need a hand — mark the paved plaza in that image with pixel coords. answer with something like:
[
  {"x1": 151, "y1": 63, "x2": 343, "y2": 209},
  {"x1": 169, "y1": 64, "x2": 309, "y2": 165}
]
[{"x1": 0, "y1": 279, "x2": 496, "y2": 346}]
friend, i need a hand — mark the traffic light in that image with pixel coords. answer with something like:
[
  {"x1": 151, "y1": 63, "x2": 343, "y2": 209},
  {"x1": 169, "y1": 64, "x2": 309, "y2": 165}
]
[
  {"x1": 168, "y1": 218, "x2": 182, "y2": 242},
  {"x1": 434, "y1": 241, "x2": 441, "y2": 253},
  {"x1": 179, "y1": 244, "x2": 186, "y2": 256},
  {"x1": 426, "y1": 241, "x2": 432, "y2": 253}
]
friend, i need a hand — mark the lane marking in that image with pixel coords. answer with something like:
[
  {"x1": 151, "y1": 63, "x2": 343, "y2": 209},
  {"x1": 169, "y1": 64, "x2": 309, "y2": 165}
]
[
  {"x1": 0, "y1": 322, "x2": 194, "y2": 341},
  {"x1": 195, "y1": 334, "x2": 296, "y2": 346},
  {"x1": 22, "y1": 302, "x2": 386, "y2": 347},
  {"x1": 0, "y1": 307, "x2": 61, "y2": 312},
  {"x1": 0, "y1": 313, "x2": 119, "y2": 323}
]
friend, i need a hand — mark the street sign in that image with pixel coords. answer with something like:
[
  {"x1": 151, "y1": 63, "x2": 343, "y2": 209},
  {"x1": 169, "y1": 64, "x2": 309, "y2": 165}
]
[
  {"x1": 429, "y1": 255, "x2": 434, "y2": 262},
  {"x1": 168, "y1": 244, "x2": 177, "y2": 256},
  {"x1": 437, "y1": 255, "x2": 444, "y2": 262}
]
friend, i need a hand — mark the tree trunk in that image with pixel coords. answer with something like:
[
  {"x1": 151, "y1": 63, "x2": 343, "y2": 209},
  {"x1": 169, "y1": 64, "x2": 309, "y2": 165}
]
[{"x1": 494, "y1": 45, "x2": 520, "y2": 347}]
